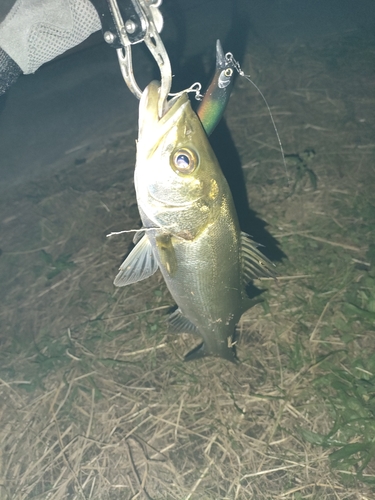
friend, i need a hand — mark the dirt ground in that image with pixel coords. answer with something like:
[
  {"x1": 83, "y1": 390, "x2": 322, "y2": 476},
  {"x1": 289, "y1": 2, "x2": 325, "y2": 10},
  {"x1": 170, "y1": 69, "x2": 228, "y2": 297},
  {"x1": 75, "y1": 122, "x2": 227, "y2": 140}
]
[{"x1": 0, "y1": 29, "x2": 374, "y2": 499}]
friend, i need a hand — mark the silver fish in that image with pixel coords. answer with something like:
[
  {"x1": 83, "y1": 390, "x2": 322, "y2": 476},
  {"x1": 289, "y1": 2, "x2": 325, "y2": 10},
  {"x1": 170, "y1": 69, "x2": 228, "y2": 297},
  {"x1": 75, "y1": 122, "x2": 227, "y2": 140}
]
[{"x1": 114, "y1": 81, "x2": 276, "y2": 362}]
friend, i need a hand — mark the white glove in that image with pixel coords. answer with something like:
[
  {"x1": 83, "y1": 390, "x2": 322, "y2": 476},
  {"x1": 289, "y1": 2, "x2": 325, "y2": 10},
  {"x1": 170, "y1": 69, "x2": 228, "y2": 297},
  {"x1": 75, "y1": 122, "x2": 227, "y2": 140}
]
[{"x1": 0, "y1": 0, "x2": 101, "y2": 74}]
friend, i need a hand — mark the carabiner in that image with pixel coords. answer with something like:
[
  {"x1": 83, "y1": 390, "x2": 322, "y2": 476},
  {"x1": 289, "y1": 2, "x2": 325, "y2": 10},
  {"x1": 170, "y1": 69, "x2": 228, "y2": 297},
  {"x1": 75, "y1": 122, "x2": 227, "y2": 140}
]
[{"x1": 92, "y1": 0, "x2": 172, "y2": 117}]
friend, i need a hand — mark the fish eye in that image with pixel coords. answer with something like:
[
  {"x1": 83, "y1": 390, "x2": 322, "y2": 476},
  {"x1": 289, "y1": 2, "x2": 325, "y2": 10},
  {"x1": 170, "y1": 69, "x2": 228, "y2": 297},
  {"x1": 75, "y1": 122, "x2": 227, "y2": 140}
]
[{"x1": 171, "y1": 148, "x2": 198, "y2": 174}]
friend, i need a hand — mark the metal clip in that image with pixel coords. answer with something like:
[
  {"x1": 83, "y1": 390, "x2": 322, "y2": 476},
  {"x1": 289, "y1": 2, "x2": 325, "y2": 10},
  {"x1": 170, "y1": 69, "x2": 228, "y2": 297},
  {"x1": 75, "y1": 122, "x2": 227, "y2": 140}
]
[{"x1": 97, "y1": 0, "x2": 171, "y2": 117}]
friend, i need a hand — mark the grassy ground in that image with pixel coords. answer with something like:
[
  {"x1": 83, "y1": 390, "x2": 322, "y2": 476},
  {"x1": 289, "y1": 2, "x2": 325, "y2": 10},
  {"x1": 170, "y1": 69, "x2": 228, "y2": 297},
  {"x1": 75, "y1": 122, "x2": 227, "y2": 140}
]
[{"x1": 0, "y1": 31, "x2": 374, "y2": 499}]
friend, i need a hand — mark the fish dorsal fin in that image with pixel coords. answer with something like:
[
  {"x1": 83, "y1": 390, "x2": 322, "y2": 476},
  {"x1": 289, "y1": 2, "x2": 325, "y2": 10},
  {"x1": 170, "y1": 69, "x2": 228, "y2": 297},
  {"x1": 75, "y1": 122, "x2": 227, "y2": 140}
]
[
  {"x1": 168, "y1": 308, "x2": 199, "y2": 335},
  {"x1": 114, "y1": 234, "x2": 158, "y2": 287},
  {"x1": 241, "y1": 232, "x2": 277, "y2": 282}
]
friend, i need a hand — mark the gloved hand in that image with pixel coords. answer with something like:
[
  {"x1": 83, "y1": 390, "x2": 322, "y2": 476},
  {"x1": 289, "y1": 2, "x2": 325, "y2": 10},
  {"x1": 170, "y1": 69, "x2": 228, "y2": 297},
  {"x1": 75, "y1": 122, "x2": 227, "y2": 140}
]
[{"x1": 0, "y1": 0, "x2": 101, "y2": 95}]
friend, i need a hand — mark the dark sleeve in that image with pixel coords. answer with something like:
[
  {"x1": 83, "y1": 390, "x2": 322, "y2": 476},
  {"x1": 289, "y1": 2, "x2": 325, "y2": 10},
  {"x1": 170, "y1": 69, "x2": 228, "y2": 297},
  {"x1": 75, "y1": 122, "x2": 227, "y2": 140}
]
[{"x1": 0, "y1": 47, "x2": 22, "y2": 95}]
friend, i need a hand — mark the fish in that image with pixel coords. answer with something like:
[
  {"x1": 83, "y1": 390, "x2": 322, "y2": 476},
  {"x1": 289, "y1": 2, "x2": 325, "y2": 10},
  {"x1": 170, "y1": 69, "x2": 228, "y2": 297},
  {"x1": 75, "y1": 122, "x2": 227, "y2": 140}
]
[{"x1": 114, "y1": 80, "x2": 276, "y2": 362}]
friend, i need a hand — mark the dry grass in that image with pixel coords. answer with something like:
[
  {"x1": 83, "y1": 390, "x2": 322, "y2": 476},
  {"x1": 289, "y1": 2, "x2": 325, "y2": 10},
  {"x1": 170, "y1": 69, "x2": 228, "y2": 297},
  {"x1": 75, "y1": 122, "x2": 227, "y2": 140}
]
[{"x1": 1, "y1": 31, "x2": 375, "y2": 499}]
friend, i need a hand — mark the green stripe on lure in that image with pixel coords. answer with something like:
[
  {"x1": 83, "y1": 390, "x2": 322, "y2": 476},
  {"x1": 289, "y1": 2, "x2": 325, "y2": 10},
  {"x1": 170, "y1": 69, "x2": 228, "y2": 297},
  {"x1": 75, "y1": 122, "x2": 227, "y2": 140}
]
[
  {"x1": 114, "y1": 81, "x2": 276, "y2": 363},
  {"x1": 196, "y1": 40, "x2": 235, "y2": 136}
]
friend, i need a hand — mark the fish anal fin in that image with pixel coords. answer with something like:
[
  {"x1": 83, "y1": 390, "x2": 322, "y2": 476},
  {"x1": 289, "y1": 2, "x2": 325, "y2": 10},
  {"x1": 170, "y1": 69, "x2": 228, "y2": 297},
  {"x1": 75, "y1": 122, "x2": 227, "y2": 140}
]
[
  {"x1": 114, "y1": 234, "x2": 158, "y2": 287},
  {"x1": 241, "y1": 231, "x2": 277, "y2": 282},
  {"x1": 168, "y1": 308, "x2": 199, "y2": 335}
]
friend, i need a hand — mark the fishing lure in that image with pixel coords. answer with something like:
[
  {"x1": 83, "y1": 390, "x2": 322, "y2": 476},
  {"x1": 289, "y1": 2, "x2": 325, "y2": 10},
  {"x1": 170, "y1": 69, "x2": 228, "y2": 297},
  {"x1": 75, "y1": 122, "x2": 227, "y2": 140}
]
[{"x1": 196, "y1": 40, "x2": 236, "y2": 136}]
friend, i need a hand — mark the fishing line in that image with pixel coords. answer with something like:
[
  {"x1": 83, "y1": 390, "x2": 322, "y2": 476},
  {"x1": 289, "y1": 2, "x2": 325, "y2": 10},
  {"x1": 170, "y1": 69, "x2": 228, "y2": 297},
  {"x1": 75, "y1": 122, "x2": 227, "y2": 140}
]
[
  {"x1": 226, "y1": 53, "x2": 290, "y2": 185},
  {"x1": 168, "y1": 82, "x2": 204, "y2": 101},
  {"x1": 106, "y1": 227, "x2": 159, "y2": 238}
]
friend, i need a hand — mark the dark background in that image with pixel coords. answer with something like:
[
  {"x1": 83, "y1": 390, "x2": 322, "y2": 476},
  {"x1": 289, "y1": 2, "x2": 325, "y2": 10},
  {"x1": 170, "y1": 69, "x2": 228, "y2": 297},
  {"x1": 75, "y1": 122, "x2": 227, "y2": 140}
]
[{"x1": 0, "y1": 0, "x2": 374, "y2": 189}]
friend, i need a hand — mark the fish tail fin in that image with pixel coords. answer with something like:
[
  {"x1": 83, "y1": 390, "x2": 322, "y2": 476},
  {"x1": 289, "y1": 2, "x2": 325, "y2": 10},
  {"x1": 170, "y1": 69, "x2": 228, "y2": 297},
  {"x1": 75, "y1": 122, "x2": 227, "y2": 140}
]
[{"x1": 184, "y1": 342, "x2": 239, "y2": 364}]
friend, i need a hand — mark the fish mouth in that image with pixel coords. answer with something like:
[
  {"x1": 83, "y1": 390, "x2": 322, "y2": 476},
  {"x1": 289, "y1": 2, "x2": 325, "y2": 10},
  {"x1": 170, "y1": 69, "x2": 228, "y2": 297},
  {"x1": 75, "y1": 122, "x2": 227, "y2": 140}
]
[
  {"x1": 139, "y1": 81, "x2": 190, "y2": 139},
  {"x1": 149, "y1": 80, "x2": 189, "y2": 119}
]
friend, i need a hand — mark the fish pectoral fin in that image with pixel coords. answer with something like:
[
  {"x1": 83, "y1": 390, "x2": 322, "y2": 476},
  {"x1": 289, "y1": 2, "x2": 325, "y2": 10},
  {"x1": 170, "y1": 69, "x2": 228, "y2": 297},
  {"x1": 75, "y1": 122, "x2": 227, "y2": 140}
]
[
  {"x1": 168, "y1": 308, "x2": 199, "y2": 335},
  {"x1": 241, "y1": 232, "x2": 277, "y2": 282},
  {"x1": 133, "y1": 229, "x2": 145, "y2": 245},
  {"x1": 114, "y1": 234, "x2": 158, "y2": 287}
]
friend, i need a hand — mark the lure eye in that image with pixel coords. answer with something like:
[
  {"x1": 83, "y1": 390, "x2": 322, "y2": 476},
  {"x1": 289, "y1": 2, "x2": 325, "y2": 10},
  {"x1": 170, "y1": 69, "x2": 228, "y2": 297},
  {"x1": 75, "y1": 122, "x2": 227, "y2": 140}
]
[{"x1": 172, "y1": 148, "x2": 198, "y2": 174}]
